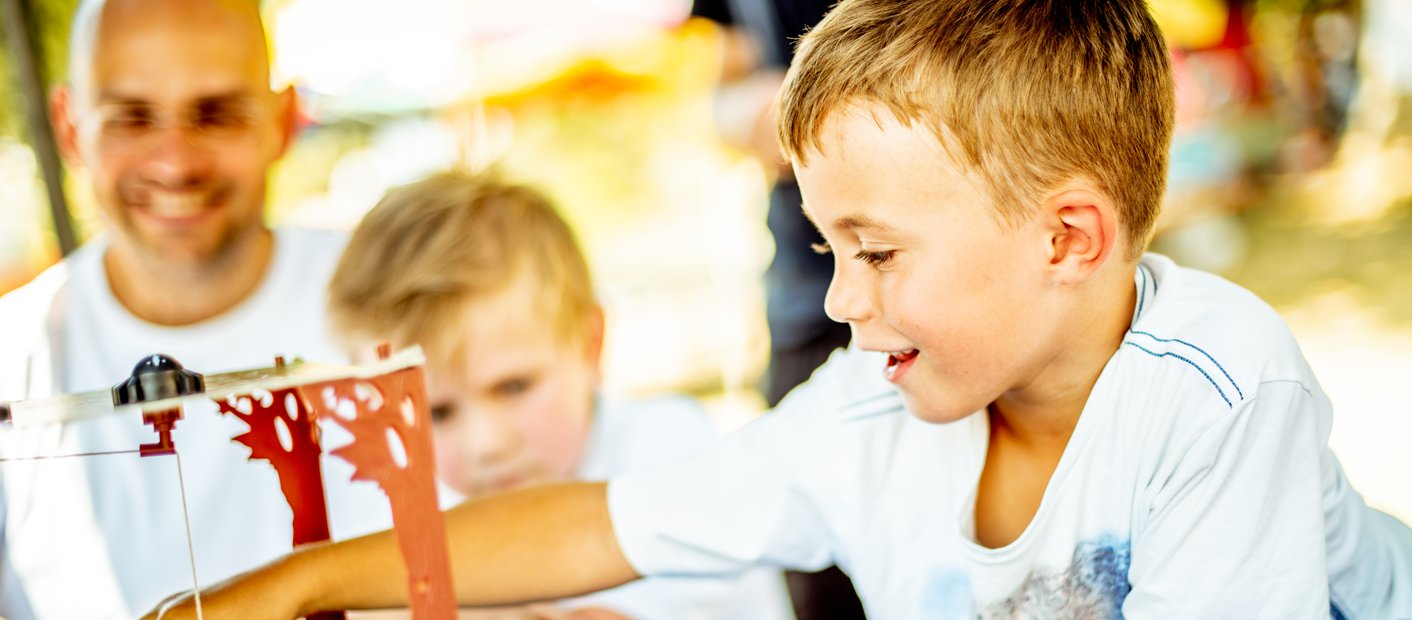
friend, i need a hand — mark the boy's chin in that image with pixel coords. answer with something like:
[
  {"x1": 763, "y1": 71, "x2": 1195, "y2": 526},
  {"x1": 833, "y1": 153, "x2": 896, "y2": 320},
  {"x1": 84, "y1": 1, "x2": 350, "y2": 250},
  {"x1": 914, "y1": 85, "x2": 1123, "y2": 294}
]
[{"x1": 900, "y1": 392, "x2": 983, "y2": 425}]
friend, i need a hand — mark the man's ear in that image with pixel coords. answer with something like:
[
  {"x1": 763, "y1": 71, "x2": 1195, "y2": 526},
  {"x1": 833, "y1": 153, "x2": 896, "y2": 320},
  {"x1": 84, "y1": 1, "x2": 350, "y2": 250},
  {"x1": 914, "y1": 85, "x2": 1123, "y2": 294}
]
[
  {"x1": 1043, "y1": 186, "x2": 1119, "y2": 284},
  {"x1": 271, "y1": 85, "x2": 301, "y2": 157},
  {"x1": 50, "y1": 85, "x2": 83, "y2": 166}
]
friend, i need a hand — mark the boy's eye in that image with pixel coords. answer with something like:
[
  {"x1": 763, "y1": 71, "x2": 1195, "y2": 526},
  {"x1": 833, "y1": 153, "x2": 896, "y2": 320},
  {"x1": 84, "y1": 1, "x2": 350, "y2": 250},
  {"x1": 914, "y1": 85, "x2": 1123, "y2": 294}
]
[
  {"x1": 853, "y1": 249, "x2": 897, "y2": 267},
  {"x1": 494, "y1": 377, "x2": 534, "y2": 398},
  {"x1": 429, "y1": 403, "x2": 454, "y2": 424},
  {"x1": 810, "y1": 242, "x2": 832, "y2": 255}
]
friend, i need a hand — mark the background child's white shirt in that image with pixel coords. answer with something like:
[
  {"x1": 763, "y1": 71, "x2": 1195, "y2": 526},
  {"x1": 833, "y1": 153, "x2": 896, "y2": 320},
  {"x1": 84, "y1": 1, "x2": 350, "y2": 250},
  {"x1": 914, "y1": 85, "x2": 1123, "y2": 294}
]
[
  {"x1": 609, "y1": 254, "x2": 1412, "y2": 620},
  {"x1": 0, "y1": 229, "x2": 393, "y2": 619},
  {"x1": 566, "y1": 395, "x2": 793, "y2": 620}
]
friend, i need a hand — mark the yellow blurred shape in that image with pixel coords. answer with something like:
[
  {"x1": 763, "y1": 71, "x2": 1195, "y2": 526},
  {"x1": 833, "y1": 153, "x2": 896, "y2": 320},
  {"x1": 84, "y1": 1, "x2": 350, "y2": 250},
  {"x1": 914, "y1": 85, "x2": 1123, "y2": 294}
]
[{"x1": 1151, "y1": 0, "x2": 1229, "y2": 49}]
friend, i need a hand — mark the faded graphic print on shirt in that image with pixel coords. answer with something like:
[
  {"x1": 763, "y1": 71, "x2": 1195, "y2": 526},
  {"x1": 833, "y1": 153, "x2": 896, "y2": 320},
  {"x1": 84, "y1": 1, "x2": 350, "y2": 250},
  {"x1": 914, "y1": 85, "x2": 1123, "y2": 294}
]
[
  {"x1": 979, "y1": 536, "x2": 1132, "y2": 619},
  {"x1": 921, "y1": 536, "x2": 1132, "y2": 619}
]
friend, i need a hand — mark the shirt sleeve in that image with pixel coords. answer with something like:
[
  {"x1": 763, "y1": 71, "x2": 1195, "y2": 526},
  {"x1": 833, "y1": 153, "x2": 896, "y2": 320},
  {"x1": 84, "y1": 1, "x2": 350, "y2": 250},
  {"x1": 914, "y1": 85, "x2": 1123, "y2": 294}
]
[
  {"x1": 607, "y1": 378, "x2": 844, "y2": 578},
  {"x1": 1124, "y1": 380, "x2": 1329, "y2": 618},
  {"x1": 564, "y1": 565, "x2": 791, "y2": 620}
]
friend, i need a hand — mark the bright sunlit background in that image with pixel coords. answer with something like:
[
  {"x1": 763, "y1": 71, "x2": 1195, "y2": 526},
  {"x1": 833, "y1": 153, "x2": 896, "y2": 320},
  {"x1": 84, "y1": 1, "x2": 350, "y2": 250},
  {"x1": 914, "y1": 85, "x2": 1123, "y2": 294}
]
[{"x1": 0, "y1": 0, "x2": 1407, "y2": 519}]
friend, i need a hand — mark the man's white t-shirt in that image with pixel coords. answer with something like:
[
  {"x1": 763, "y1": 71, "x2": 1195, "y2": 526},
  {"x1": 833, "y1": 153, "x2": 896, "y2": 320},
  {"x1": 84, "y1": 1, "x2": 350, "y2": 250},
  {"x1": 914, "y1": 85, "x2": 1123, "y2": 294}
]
[
  {"x1": 0, "y1": 229, "x2": 391, "y2": 619},
  {"x1": 609, "y1": 254, "x2": 1412, "y2": 619},
  {"x1": 569, "y1": 396, "x2": 793, "y2": 619}
]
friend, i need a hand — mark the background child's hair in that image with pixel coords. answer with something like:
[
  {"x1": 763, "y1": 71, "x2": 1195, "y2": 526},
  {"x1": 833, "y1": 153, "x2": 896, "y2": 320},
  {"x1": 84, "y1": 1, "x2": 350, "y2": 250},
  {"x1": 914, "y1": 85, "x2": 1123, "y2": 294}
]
[
  {"x1": 779, "y1": 0, "x2": 1176, "y2": 258},
  {"x1": 328, "y1": 170, "x2": 597, "y2": 367}
]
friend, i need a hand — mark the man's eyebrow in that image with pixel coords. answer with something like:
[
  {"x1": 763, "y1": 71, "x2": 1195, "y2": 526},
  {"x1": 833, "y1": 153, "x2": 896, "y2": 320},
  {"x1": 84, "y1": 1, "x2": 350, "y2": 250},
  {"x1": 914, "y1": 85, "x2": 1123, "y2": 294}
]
[
  {"x1": 193, "y1": 93, "x2": 261, "y2": 107},
  {"x1": 94, "y1": 92, "x2": 149, "y2": 106},
  {"x1": 94, "y1": 91, "x2": 258, "y2": 107}
]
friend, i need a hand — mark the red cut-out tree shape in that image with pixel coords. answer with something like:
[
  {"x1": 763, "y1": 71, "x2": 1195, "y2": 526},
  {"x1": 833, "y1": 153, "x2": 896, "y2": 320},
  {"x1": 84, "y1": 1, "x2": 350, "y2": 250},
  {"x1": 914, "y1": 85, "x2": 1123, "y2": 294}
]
[
  {"x1": 217, "y1": 388, "x2": 346, "y2": 620},
  {"x1": 304, "y1": 366, "x2": 455, "y2": 619}
]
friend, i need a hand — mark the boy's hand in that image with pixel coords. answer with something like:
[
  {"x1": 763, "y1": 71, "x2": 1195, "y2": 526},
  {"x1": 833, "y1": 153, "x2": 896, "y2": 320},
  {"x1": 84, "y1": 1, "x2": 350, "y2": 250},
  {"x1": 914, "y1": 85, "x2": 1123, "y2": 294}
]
[
  {"x1": 146, "y1": 482, "x2": 635, "y2": 618},
  {"x1": 140, "y1": 555, "x2": 306, "y2": 620}
]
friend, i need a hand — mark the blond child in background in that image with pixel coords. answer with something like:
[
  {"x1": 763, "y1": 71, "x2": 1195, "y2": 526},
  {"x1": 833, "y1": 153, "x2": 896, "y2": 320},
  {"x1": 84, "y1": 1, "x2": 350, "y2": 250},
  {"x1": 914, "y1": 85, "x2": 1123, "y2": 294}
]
[
  {"x1": 324, "y1": 172, "x2": 792, "y2": 620},
  {"x1": 148, "y1": 0, "x2": 1412, "y2": 617}
]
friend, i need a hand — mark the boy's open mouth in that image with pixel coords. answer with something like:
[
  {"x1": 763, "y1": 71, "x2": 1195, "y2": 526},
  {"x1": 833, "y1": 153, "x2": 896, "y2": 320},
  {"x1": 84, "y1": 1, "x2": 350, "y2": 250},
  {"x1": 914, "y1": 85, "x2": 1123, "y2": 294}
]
[{"x1": 885, "y1": 349, "x2": 919, "y2": 381}]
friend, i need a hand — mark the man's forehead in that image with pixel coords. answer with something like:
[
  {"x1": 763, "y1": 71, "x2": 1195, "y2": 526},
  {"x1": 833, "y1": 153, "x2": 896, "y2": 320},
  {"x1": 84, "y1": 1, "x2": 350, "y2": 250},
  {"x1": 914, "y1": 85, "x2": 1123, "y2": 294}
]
[
  {"x1": 71, "y1": 0, "x2": 271, "y2": 99},
  {"x1": 81, "y1": 0, "x2": 265, "y2": 39}
]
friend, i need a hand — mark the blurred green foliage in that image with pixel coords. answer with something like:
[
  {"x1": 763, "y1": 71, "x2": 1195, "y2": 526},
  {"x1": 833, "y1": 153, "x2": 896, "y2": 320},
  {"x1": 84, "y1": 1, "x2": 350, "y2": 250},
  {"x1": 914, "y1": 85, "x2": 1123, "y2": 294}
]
[{"x1": 0, "y1": 0, "x2": 79, "y2": 138}]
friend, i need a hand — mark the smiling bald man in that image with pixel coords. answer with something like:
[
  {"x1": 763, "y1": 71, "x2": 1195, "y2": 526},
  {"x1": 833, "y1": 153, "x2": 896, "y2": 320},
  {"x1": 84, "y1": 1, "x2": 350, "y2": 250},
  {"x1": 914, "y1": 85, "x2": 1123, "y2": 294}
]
[{"x1": 0, "y1": 1, "x2": 389, "y2": 617}]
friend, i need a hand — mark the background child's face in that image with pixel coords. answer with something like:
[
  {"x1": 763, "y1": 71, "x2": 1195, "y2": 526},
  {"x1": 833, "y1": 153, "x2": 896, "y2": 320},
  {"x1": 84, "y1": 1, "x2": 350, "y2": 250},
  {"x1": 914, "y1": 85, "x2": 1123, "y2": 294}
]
[
  {"x1": 795, "y1": 106, "x2": 1062, "y2": 424},
  {"x1": 423, "y1": 279, "x2": 601, "y2": 498}
]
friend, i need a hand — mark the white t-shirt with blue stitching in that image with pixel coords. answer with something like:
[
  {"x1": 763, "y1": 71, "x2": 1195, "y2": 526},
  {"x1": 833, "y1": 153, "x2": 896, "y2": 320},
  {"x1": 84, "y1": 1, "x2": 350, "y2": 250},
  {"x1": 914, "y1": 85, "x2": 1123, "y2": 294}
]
[
  {"x1": 608, "y1": 254, "x2": 1412, "y2": 619},
  {"x1": 566, "y1": 396, "x2": 793, "y2": 619}
]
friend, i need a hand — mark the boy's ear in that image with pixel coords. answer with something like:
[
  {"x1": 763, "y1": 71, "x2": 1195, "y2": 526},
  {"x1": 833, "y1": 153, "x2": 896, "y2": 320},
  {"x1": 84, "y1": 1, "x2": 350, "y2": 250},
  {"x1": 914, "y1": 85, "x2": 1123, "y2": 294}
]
[
  {"x1": 1043, "y1": 186, "x2": 1119, "y2": 284},
  {"x1": 582, "y1": 305, "x2": 607, "y2": 376}
]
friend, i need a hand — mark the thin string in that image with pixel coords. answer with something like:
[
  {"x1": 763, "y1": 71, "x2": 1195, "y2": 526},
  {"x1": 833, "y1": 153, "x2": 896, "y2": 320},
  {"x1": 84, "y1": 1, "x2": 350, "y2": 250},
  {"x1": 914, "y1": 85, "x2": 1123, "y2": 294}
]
[
  {"x1": 0, "y1": 448, "x2": 141, "y2": 462},
  {"x1": 0, "y1": 448, "x2": 206, "y2": 617},
  {"x1": 174, "y1": 451, "x2": 205, "y2": 620}
]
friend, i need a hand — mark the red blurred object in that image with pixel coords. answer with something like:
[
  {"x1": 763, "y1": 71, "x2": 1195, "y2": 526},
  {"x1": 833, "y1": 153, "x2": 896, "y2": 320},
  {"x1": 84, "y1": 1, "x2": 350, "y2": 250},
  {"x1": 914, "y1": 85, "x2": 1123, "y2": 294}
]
[
  {"x1": 138, "y1": 409, "x2": 181, "y2": 457},
  {"x1": 218, "y1": 386, "x2": 345, "y2": 620},
  {"x1": 218, "y1": 389, "x2": 333, "y2": 546},
  {"x1": 306, "y1": 363, "x2": 455, "y2": 619}
]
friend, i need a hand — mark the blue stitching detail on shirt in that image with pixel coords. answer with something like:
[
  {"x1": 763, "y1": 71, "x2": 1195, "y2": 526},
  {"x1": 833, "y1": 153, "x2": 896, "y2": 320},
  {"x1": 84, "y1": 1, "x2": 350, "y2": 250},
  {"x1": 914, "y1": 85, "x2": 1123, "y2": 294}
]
[
  {"x1": 1122, "y1": 341, "x2": 1233, "y2": 408},
  {"x1": 1129, "y1": 330, "x2": 1244, "y2": 400}
]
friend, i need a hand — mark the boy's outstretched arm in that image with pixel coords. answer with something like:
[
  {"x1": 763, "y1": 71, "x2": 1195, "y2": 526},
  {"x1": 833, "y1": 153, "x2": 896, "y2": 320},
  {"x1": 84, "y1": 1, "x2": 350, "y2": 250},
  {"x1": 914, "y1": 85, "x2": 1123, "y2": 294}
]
[{"x1": 145, "y1": 482, "x2": 639, "y2": 619}]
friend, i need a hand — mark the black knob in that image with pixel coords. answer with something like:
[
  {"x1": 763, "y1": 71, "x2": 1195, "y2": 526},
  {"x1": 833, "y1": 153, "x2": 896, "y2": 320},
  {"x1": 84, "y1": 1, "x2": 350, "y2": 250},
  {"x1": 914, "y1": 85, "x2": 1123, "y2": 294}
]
[{"x1": 112, "y1": 354, "x2": 205, "y2": 406}]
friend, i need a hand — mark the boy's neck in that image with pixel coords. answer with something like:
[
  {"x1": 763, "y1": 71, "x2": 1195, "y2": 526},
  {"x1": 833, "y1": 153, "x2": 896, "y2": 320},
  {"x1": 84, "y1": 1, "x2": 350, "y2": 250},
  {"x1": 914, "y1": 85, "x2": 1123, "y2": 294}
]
[{"x1": 988, "y1": 262, "x2": 1138, "y2": 450}]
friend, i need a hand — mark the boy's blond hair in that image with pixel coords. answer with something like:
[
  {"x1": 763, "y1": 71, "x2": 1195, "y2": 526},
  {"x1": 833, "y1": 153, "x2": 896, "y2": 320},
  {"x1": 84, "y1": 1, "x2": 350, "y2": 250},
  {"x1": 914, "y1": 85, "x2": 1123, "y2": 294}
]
[
  {"x1": 779, "y1": 0, "x2": 1175, "y2": 258},
  {"x1": 328, "y1": 171, "x2": 597, "y2": 368}
]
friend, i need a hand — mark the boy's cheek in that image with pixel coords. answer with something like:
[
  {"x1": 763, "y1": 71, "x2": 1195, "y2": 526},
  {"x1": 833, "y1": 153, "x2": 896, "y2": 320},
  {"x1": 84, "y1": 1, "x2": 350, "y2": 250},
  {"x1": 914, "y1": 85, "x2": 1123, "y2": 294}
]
[
  {"x1": 430, "y1": 428, "x2": 473, "y2": 496},
  {"x1": 509, "y1": 389, "x2": 594, "y2": 479},
  {"x1": 519, "y1": 420, "x2": 589, "y2": 481}
]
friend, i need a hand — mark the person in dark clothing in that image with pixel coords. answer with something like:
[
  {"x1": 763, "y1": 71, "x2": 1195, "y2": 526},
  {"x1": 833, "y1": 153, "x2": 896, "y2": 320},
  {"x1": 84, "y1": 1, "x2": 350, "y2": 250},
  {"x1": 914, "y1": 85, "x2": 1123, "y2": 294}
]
[{"x1": 692, "y1": 1, "x2": 865, "y2": 618}]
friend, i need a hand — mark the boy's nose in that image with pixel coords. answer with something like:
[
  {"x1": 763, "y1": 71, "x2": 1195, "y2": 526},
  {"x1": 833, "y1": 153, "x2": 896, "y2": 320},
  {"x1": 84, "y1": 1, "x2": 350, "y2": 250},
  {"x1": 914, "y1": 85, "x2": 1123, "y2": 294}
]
[
  {"x1": 824, "y1": 267, "x2": 872, "y2": 325},
  {"x1": 462, "y1": 408, "x2": 521, "y2": 465}
]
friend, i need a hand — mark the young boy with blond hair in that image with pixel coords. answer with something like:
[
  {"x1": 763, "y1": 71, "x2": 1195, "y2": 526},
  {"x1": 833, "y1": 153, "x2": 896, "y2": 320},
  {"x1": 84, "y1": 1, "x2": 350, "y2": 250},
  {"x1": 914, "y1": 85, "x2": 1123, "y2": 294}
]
[
  {"x1": 323, "y1": 172, "x2": 791, "y2": 619},
  {"x1": 149, "y1": 1, "x2": 1412, "y2": 618}
]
